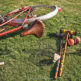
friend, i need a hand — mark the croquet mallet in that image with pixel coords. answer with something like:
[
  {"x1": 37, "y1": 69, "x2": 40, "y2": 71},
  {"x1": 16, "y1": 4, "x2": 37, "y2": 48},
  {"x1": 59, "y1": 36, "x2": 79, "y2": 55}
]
[
  {"x1": 54, "y1": 29, "x2": 76, "y2": 79},
  {"x1": 54, "y1": 37, "x2": 64, "y2": 79},
  {"x1": 59, "y1": 29, "x2": 76, "y2": 77},
  {"x1": 59, "y1": 32, "x2": 69, "y2": 77}
]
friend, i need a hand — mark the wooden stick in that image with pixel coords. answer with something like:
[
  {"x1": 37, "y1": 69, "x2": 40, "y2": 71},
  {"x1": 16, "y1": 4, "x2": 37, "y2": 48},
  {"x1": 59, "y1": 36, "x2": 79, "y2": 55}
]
[
  {"x1": 54, "y1": 39, "x2": 64, "y2": 79},
  {"x1": 59, "y1": 32, "x2": 69, "y2": 77}
]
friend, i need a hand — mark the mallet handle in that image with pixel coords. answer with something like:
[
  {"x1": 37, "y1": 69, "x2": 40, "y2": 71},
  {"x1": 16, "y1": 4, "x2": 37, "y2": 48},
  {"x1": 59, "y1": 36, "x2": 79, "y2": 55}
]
[
  {"x1": 59, "y1": 32, "x2": 69, "y2": 77},
  {"x1": 54, "y1": 40, "x2": 63, "y2": 79}
]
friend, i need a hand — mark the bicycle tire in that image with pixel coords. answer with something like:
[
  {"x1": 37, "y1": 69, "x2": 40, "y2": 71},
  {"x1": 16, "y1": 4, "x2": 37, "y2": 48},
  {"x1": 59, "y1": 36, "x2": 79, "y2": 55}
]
[{"x1": 11, "y1": 5, "x2": 61, "y2": 23}]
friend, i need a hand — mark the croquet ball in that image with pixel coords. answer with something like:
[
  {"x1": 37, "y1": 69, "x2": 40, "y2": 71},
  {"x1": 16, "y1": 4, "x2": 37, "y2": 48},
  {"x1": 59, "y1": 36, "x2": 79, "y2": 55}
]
[
  {"x1": 74, "y1": 36, "x2": 80, "y2": 45},
  {"x1": 67, "y1": 38, "x2": 74, "y2": 46}
]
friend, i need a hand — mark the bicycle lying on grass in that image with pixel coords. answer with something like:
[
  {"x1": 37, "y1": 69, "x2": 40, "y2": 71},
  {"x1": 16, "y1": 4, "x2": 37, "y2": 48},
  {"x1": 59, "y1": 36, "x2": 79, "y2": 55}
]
[{"x1": 0, "y1": 5, "x2": 61, "y2": 37}]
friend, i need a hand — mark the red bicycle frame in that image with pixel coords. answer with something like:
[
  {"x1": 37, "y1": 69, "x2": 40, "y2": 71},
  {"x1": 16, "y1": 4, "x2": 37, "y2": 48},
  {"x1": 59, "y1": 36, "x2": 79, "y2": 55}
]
[{"x1": 0, "y1": 7, "x2": 31, "y2": 37}]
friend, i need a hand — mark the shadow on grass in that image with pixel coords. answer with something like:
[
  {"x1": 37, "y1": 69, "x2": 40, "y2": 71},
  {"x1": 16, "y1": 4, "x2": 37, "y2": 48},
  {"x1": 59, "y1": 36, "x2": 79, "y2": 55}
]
[
  {"x1": 47, "y1": 32, "x2": 62, "y2": 52},
  {"x1": 28, "y1": 48, "x2": 56, "y2": 66},
  {"x1": 37, "y1": 59, "x2": 53, "y2": 66},
  {"x1": 66, "y1": 51, "x2": 81, "y2": 56},
  {"x1": 0, "y1": 29, "x2": 24, "y2": 40},
  {"x1": 0, "y1": 48, "x2": 11, "y2": 56},
  {"x1": 47, "y1": 33, "x2": 57, "y2": 38}
]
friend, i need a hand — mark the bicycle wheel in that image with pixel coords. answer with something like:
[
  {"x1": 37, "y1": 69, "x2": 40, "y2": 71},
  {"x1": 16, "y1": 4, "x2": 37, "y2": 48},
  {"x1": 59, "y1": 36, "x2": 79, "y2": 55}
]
[{"x1": 10, "y1": 5, "x2": 61, "y2": 24}]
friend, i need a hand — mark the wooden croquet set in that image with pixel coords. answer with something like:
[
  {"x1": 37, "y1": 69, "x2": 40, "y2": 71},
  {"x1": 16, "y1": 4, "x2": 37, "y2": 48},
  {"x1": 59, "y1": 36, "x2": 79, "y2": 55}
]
[{"x1": 54, "y1": 29, "x2": 80, "y2": 79}]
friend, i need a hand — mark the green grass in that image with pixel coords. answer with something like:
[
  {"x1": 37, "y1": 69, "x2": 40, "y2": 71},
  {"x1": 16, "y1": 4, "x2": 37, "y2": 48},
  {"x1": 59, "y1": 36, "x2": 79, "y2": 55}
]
[{"x1": 0, "y1": 0, "x2": 81, "y2": 81}]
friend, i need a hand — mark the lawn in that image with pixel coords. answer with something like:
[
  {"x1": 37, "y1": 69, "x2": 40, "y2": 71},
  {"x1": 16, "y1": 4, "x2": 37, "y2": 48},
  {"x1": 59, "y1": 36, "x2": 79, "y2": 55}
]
[{"x1": 0, "y1": 0, "x2": 81, "y2": 81}]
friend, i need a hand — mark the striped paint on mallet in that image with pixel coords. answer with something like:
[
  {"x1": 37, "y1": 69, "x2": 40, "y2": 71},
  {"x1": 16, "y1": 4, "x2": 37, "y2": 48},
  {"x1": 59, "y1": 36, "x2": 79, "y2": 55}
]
[
  {"x1": 59, "y1": 32, "x2": 69, "y2": 77},
  {"x1": 54, "y1": 40, "x2": 64, "y2": 79}
]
